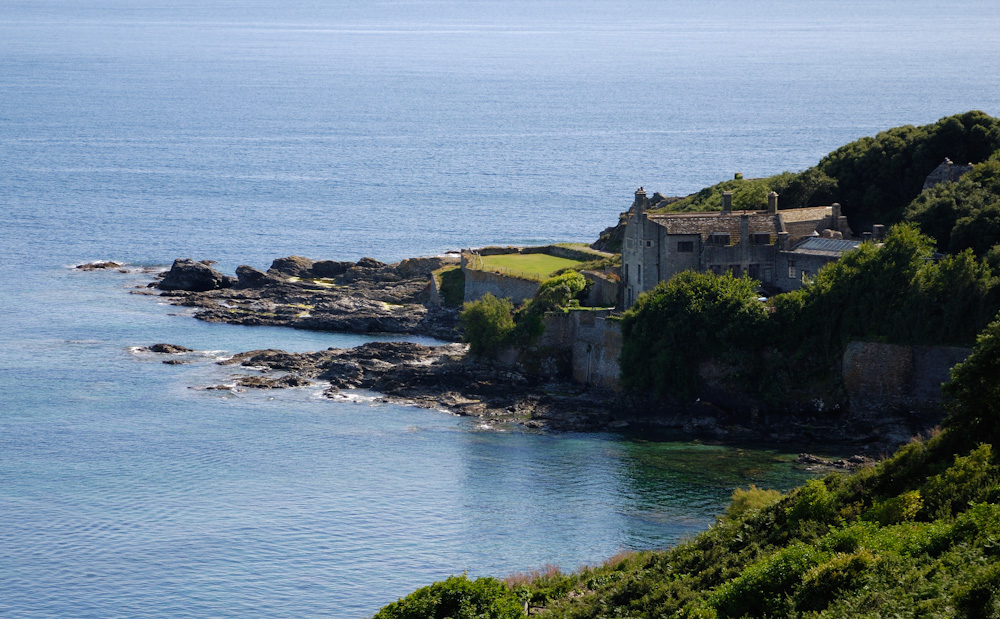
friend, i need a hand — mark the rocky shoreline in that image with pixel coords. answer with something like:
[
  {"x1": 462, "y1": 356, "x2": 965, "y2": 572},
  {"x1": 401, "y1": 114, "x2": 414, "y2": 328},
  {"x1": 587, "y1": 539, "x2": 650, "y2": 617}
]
[
  {"x1": 98, "y1": 255, "x2": 927, "y2": 460},
  {"x1": 135, "y1": 255, "x2": 463, "y2": 340}
]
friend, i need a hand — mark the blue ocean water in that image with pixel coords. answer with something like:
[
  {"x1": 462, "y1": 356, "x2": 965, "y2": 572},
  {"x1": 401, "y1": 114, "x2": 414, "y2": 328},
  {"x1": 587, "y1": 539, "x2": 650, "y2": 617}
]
[{"x1": 1, "y1": 1, "x2": 999, "y2": 617}]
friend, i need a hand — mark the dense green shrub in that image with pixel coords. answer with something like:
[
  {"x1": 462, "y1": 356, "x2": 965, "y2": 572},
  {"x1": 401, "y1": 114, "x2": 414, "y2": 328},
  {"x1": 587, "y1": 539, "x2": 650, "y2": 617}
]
[
  {"x1": 724, "y1": 486, "x2": 783, "y2": 521},
  {"x1": 818, "y1": 110, "x2": 1000, "y2": 226},
  {"x1": 619, "y1": 271, "x2": 767, "y2": 398},
  {"x1": 944, "y1": 313, "x2": 1000, "y2": 447},
  {"x1": 460, "y1": 293, "x2": 515, "y2": 357},
  {"x1": 772, "y1": 224, "x2": 999, "y2": 378},
  {"x1": 372, "y1": 575, "x2": 525, "y2": 619},
  {"x1": 532, "y1": 271, "x2": 588, "y2": 312}
]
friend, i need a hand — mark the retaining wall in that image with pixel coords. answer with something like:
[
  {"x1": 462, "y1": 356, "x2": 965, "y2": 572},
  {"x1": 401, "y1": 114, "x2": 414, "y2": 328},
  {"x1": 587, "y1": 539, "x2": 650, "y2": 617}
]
[
  {"x1": 842, "y1": 341, "x2": 971, "y2": 416},
  {"x1": 538, "y1": 310, "x2": 622, "y2": 390},
  {"x1": 463, "y1": 268, "x2": 540, "y2": 305}
]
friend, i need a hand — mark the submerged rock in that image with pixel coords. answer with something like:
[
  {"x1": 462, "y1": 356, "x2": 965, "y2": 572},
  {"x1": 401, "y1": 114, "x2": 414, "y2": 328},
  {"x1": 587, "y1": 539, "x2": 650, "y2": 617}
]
[
  {"x1": 76, "y1": 261, "x2": 122, "y2": 270},
  {"x1": 145, "y1": 343, "x2": 194, "y2": 353}
]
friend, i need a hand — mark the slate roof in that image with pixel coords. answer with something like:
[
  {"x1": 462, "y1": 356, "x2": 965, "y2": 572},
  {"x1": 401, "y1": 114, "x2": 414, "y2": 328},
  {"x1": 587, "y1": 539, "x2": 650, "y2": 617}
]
[{"x1": 788, "y1": 237, "x2": 862, "y2": 257}]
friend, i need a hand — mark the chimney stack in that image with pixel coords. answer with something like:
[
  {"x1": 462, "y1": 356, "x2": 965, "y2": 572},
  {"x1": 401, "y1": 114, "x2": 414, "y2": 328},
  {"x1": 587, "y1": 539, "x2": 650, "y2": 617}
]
[
  {"x1": 831, "y1": 203, "x2": 841, "y2": 232},
  {"x1": 633, "y1": 187, "x2": 648, "y2": 218},
  {"x1": 767, "y1": 191, "x2": 778, "y2": 215},
  {"x1": 722, "y1": 191, "x2": 733, "y2": 214}
]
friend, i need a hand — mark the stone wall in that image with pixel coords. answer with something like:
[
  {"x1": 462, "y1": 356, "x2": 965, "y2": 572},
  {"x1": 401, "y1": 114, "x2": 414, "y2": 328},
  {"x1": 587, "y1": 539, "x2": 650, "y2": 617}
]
[
  {"x1": 582, "y1": 270, "x2": 619, "y2": 307},
  {"x1": 463, "y1": 268, "x2": 540, "y2": 305},
  {"x1": 536, "y1": 310, "x2": 622, "y2": 390},
  {"x1": 842, "y1": 341, "x2": 971, "y2": 416}
]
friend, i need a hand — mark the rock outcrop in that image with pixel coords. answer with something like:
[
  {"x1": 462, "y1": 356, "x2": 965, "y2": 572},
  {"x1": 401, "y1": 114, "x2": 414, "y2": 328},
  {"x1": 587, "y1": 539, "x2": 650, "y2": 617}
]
[
  {"x1": 158, "y1": 259, "x2": 237, "y2": 292},
  {"x1": 150, "y1": 254, "x2": 461, "y2": 340}
]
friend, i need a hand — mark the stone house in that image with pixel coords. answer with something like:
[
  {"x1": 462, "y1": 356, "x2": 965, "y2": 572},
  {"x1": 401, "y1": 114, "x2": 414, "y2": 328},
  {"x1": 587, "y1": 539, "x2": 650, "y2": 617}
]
[{"x1": 622, "y1": 188, "x2": 859, "y2": 305}]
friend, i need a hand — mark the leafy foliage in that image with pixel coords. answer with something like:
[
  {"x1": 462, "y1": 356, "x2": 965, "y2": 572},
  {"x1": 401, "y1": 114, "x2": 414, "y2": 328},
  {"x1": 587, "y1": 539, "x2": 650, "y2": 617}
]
[
  {"x1": 944, "y1": 314, "x2": 1000, "y2": 449},
  {"x1": 818, "y1": 110, "x2": 1000, "y2": 226},
  {"x1": 460, "y1": 293, "x2": 515, "y2": 357},
  {"x1": 619, "y1": 271, "x2": 768, "y2": 398},
  {"x1": 620, "y1": 225, "x2": 1000, "y2": 399},
  {"x1": 372, "y1": 575, "x2": 525, "y2": 619},
  {"x1": 460, "y1": 272, "x2": 593, "y2": 356},
  {"x1": 905, "y1": 156, "x2": 1000, "y2": 265}
]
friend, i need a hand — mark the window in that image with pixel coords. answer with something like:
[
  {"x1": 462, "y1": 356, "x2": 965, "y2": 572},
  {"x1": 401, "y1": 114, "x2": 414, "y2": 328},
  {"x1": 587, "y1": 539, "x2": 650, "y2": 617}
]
[
  {"x1": 677, "y1": 241, "x2": 694, "y2": 253},
  {"x1": 645, "y1": 240, "x2": 653, "y2": 247},
  {"x1": 624, "y1": 263, "x2": 629, "y2": 283},
  {"x1": 788, "y1": 262, "x2": 797, "y2": 279},
  {"x1": 707, "y1": 233, "x2": 730, "y2": 246},
  {"x1": 730, "y1": 265, "x2": 741, "y2": 277},
  {"x1": 710, "y1": 265, "x2": 723, "y2": 275},
  {"x1": 752, "y1": 232, "x2": 772, "y2": 245},
  {"x1": 625, "y1": 238, "x2": 634, "y2": 249},
  {"x1": 747, "y1": 264, "x2": 760, "y2": 279},
  {"x1": 801, "y1": 270, "x2": 809, "y2": 281},
  {"x1": 637, "y1": 264, "x2": 641, "y2": 282}
]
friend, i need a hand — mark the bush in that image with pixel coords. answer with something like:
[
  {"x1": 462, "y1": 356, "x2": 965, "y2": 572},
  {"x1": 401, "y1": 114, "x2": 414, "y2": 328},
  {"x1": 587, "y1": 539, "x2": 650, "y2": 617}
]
[
  {"x1": 944, "y1": 313, "x2": 1000, "y2": 447},
  {"x1": 724, "y1": 486, "x2": 783, "y2": 521},
  {"x1": 460, "y1": 293, "x2": 515, "y2": 357},
  {"x1": 710, "y1": 543, "x2": 823, "y2": 618},
  {"x1": 372, "y1": 575, "x2": 526, "y2": 619},
  {"x1": 619, "y1": 271, "x2": 767, "y2": 399}
]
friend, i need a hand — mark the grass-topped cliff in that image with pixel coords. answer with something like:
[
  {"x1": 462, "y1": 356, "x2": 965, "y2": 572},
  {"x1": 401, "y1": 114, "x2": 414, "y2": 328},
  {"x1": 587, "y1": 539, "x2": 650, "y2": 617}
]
[{"x1": 371, "y1": 313, "x2": 1000, "y2": 618}]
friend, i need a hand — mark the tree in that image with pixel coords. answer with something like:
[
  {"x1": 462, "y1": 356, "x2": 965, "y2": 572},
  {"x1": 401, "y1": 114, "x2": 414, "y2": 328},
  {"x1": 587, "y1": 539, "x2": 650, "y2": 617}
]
[
  {"x1": 619, "y1": 271, "x2": 767, "y2": 399},
  {"x1": 460, "y1": 293, "x2": 515, "y2": 357}
]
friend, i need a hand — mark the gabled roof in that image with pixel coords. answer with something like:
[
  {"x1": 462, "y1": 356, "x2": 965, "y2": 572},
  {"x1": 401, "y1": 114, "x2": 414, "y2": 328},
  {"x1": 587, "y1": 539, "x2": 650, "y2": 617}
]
[{"x1": 645, "y1": 211, "x2": 778, "y2": 239}]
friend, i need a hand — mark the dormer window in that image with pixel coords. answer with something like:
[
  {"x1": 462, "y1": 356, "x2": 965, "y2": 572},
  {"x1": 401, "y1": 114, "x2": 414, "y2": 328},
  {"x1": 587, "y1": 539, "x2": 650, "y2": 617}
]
[{"x1": 751, "y1": 232, "x2": 773, "y2": 245}]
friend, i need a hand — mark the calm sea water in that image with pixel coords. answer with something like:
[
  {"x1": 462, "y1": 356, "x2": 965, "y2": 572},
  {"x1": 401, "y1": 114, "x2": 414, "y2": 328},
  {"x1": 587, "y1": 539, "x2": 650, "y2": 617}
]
[{"x1": 2, "y1": 1, "x2": 998, "y2": 617}]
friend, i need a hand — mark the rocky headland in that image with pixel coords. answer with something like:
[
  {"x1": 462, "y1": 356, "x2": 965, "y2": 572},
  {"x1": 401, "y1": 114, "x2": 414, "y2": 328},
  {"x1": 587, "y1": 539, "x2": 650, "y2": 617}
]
[
  {"x1": 120, "y1": 253, "x2": 929, "y2": 456},
  {"x1": 141, "y1": 255, "x2": 462, "y2": 340}
]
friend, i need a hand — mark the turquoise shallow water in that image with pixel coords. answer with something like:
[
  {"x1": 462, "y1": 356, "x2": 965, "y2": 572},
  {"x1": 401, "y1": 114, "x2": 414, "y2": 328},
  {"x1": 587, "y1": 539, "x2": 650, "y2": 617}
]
[{"x1": 1, "y1": 1, "x2": 999, "y2": 616}]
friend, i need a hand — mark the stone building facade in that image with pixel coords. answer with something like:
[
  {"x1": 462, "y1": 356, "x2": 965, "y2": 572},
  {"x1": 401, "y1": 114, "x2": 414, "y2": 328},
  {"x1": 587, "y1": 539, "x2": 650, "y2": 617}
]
[{"x1": 622, "y1": 188, "x2": 857, "y2": 305}]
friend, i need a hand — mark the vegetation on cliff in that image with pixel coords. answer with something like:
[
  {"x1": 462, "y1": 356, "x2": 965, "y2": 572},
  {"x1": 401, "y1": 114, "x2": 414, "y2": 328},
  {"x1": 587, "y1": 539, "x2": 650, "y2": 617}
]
[
  {"x1": 372, "y1": 316, "x2": 1000, "y2": 617},
  {"x1": 618, "y1": 224, "x2": 1000, "y2": 401},
  {"x1": 650, "y1": 111, "x2": 1000, "y2": 228}
]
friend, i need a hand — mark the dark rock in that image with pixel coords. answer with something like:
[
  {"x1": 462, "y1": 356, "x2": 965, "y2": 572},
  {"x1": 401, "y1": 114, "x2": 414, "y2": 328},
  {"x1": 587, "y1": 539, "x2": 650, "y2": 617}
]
[
  {"x1": 235, "y1": 265, "x2": 280, "y2": 289},
  {"x1": 356, "y1": 257, "x2": 387, "y2": 269},
  {"x1": 163, "y1": 359, "x2": 190, "y2": 365},
  {"x1": 158, "y1": 259, "x2": 236, "y2": 292},
  {"x1": 268, "y1": 256, "x2": 315, "y2": 277},
  {"x1": 147, "y1": 343, "x2": 194, "y2": 353},
  {"x1": 76, "y1": 261, "x2": 122, "y2": 270},
  {"x1": 233, "y1": 374, "x2": 313, "y2": 389},
  {"x1": 310, "y1": 260, "x2": 354, "y2": 278},
  {"x1": 393, "y1": 257, "x2": 449, "y2": 278}
]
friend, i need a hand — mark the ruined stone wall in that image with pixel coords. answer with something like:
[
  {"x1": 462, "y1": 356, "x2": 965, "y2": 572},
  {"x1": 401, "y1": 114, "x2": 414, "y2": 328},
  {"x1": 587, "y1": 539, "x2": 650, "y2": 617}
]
[
  {"x1": 463, "y1": 268, "x2": 540, "y2": 305},
  {"x1": 582, "y1": 270, "x2": 619, "y2": 307},
  {"x1": 842, "y1": 341, "x2": 971, "y2": 417},
  {"x1": 537, "y1": 310, "x2": 622, "y2": 390}
]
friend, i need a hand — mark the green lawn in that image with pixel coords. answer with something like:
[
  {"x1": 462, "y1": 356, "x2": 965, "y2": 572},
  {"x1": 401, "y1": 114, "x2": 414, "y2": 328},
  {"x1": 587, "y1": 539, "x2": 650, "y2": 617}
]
[{"x1": 471, "y1": 253, "x2": 586, "y2": 280}]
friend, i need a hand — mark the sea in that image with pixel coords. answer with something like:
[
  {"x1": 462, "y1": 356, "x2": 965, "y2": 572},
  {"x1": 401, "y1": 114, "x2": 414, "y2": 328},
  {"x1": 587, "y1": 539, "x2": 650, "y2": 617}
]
[{"x1": 1, "y1": 1, "x2": 998, "y2": 617}]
